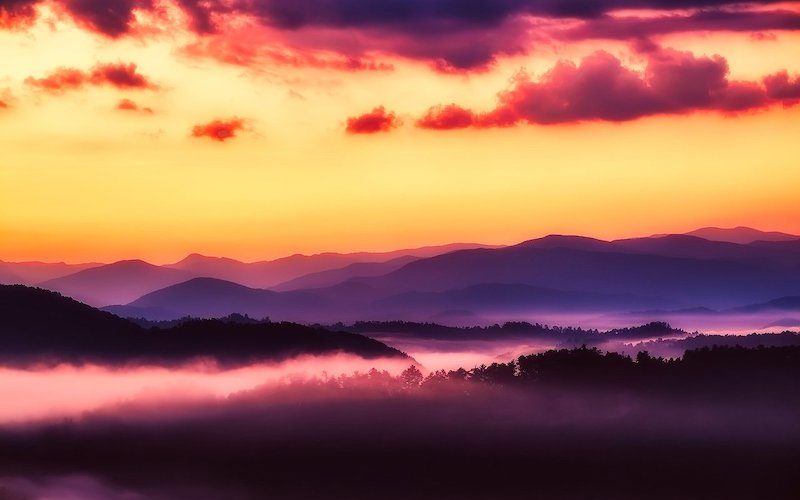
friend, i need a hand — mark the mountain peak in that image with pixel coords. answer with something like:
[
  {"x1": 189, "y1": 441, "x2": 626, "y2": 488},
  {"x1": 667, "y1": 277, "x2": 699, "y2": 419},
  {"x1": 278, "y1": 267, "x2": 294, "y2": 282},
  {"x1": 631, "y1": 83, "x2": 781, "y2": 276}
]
[
  {"x1": 515, "y1": 234, "x2": 613, "y2": 251},
  {"x1": 684, "y1": 227, "x2": 799, "y2": 244},
  {"x1": 173, "y1": 253, "x2": 243, "y2": 266}
]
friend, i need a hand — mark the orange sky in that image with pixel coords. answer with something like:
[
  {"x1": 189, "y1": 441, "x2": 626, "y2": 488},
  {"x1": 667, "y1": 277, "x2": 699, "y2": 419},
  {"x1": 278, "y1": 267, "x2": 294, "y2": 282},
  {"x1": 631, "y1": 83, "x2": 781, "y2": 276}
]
[{"x1": 1, "y1": 2, "x2": 799, "y2": 263}]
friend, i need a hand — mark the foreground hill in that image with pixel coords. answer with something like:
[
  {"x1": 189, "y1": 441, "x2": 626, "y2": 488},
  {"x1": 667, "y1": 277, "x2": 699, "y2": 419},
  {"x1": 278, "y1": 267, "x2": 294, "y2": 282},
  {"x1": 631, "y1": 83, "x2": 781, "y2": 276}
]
[{"x1": 0, "y1": 285, "x2": 405, "y2": 366}]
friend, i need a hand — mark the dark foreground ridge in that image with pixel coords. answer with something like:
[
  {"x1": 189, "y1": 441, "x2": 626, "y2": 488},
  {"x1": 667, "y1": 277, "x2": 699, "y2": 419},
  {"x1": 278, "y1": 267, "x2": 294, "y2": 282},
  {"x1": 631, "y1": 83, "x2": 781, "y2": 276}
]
[{"x1": 0, "y1": 285, "x2": 406, "y2": 366}]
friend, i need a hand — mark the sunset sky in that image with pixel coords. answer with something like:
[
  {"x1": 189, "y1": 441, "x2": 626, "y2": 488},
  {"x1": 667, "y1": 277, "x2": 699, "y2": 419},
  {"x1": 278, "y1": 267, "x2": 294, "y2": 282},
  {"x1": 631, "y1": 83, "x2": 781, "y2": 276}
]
[{"x1": 1, "y1": 0, "x2": 799, "y2": 263}]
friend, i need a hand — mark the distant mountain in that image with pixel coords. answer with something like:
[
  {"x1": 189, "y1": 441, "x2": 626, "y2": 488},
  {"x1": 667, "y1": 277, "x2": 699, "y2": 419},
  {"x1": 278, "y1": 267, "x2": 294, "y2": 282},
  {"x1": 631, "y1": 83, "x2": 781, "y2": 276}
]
[
  {"x1": 273, "y1": 255, "x2": 418, "y2": 291},
  {"x1": 0, "y1": 260, "x2": 100, "y2": 285},
  {"x1": 0, "y1": 267, "x2": 21, "y2": 285},
  {"x1": 612, "y1": 234, "x2": 800, "y2": 266},
  {"x1": 0, "y1": 284, "x2": 405, "y2": 365},
  {"x1": 38, "y1": 260, "x2": 193, "y2": 307},
  {"x1": 112, "y1": 278, "x2": 676, "y2": 324},
  {"x1": 349, "y1": 242, "x2": 800, "y2": 308},
  {"x1": 517, "y1": 234, "x2": 619, "y2": 252},
  {"x1": 763, "y1": 318, "x2": 800, "y2": 329},
  {"x1": 729, "y1": 296, "x2": 800, "y2": 314},
  {"x1": 117, "y1": 277, "x2": 324, "y2": 320},
  {"x1": 375, "y1": 283, "x2": 676, "y2": 317},
  {"x1": 166, "y1": 243, "x2": 498, "y2": 288},
  {"x1": 30, "y1": 232, "x2": 800, "y2": 319},
  {"x1": 683, "y1": 226, "x2": 799, "y2": 244}
]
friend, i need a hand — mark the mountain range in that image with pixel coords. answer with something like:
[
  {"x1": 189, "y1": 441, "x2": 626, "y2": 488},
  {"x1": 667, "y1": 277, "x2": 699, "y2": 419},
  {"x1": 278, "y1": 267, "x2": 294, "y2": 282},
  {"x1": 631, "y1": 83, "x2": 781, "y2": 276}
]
[
  {"x1": 22, "y1": 243, "x2": 493, "y2": 306},
  {"x1": 2, "y1": 227, "x2": 799, "y2": 322}
]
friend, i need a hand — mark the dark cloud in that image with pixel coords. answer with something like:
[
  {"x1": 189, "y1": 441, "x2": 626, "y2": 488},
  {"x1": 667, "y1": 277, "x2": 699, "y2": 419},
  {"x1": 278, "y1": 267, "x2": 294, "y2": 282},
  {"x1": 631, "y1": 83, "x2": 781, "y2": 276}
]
[
  {"x1": 26, "y1": 63, "x2": 156, "y2": 92},
  {"x1": 556, "y1": 8, "x2": 800, "y2": 41},
  {"x1": 191, "y1": 117, "x2": 245, "y2": 141},
  {"x1": 61, "y1": 0, "x2": 153, "y2": 37},
  {"x1": 241, "y1": 0, "x2": 788, "y2": 30},
  {"x1": 0, "y1": 0, "x2": 38, "y2": 28},
  {"x1": 346, "y1": 107, "x2": 399, "y2": 134},
  {"x1": 89, "y1": 62, "x2": 157, "y2": 89},
  {"x1": 3, "y1": 1, "x2": 798, "y2": 72},
  {"x1": 175, "y1": 0, "x2": 226, "y2": 33},
  {"x1": 417, "y1": 48, "x2": 799, "y2": 126},
  {"x1": 764, "y1": 70, "x2": 800, "y2": 100}
]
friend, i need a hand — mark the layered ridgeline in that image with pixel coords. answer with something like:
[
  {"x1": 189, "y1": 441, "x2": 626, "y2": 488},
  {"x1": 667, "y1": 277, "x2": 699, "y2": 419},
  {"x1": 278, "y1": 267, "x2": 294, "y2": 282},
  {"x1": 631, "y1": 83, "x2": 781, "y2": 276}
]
[
  {"x1": 2, "y1": 228, "x2": 800, "y2": 323},
  {"x1": 26, "y1": 243, "x2": 493, "y2": 306},
  {"x1": 0, "y1": 285, "x2": 406, "y2": 366},
  {"x1": 103, "y1": 231, "x2": 800, "y2": 323}
]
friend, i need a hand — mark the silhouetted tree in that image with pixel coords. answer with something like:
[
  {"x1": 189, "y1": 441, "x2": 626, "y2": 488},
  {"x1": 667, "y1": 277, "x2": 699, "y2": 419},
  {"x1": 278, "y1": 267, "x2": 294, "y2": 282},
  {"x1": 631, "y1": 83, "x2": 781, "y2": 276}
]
[{"x1": 400, "y1": 365, "x2": 423, "y2": 388}]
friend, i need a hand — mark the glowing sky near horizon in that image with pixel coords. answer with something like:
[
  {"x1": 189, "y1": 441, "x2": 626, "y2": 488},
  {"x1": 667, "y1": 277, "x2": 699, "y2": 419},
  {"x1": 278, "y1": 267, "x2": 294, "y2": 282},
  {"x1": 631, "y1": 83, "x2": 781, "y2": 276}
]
[{"x1": 1, "y1": 0, "x2": 799, "y2": 263}]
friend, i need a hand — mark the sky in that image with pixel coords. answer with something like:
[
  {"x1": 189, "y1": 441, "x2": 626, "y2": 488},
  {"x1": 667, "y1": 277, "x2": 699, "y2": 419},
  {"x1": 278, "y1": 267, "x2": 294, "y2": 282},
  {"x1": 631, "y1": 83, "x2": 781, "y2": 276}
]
[{"x1": 1, "y1": 0, "x2": 799, "y2": 264}]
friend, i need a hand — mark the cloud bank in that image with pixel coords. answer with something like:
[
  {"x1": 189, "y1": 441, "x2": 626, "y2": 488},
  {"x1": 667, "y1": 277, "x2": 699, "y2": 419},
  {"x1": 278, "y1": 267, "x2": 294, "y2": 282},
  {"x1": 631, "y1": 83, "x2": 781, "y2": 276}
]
[{"x1": 416, "y1": 48, "x2": 800, "y2": 127}]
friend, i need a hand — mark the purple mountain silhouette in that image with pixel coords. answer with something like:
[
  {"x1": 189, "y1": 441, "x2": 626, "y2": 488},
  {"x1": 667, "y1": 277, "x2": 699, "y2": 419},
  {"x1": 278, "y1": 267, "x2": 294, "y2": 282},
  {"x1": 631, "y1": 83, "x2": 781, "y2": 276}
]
[
  {"x1": 345, "y1": 236, "x2": 800, "y2": 308},
  {"x1": 117, "y1": 277, "x2": 323, "y2": 320},
  {"x1": 165, "y1": 243, "x2": 498, "y2": 288},
  {"x1": 272, "y1": 255, "x2": 419, "y2": 291},
  {"x1": 0, "y1": 260, "x2": 101, "y2": 285},
  {"x1": 39, "y1": 260, "x2": 193, "y2": 307},
  {"x1": 108, "y1": 277, "x2": 677, "y2": 323},
  {"x1": 682, "y1": 226, "x2": 799, "y2": 244}
]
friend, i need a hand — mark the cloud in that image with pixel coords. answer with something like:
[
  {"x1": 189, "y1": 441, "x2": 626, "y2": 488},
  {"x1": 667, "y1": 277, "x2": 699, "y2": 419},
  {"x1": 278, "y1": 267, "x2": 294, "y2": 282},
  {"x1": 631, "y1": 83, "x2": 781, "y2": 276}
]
[
  {"x1": 346, "y1": 107, "x2": 399, "y2": 134},
  {"x1": 0, "y1": 0, "x2": 38, "y2": 29},
  {"x1": 89, "y1": 62, "x2": 157, "y2": 89},
  {"x1": 25, "y1": 67, "x2": 87, "y2": 92},
  {"x1": 238, "y1": 0, "x2": 794, "y2": 31},
  {"x1": 5, "y1": 1, "x2": 799, "y2": 72},
  {"x1": 417, "y1": 48, "x2": 800, "y2": 127},
  {"x1": 416, "y1": 104, "x2": 477, "y2": 130},
  {"x1": 116, "y1": 98, "x2": 153, "y2": 113},
  {"x1": 182, "y1": 32, "x2": 394, "y2": 72},
  {"x1": 555, "y1": 8, "x2": 800, "y2": 42},
  {"x1": 61, "y1": 0, "x2": 147, "y2": 37},
  {"x1": 191, "y1": 117, "x2": 245, "y2": 141},
  {"x1": 174, "y1": 0, "x2": 225, "y2": 34},
  {"x1": 208, "y1": 1, "x2": 800, "y2": 71},
  {"x1": 26, "y1": 62, "x2": 156, "y2": 92},
  {"x1": 764, "y1": 70, "x2": 800, "y2": 101}
]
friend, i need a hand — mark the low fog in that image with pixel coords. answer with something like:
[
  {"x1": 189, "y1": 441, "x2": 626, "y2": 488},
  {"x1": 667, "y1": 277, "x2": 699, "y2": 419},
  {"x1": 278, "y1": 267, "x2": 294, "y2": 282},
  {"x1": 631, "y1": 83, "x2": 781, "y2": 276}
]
[{"x1": 0, "y1": 344, "x2": 798, "y2": 499}]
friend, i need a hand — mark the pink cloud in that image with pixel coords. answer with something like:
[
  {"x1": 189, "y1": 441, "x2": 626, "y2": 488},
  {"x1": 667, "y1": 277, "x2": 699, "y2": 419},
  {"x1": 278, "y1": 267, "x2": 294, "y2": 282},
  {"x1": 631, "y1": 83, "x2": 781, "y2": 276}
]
[
  {"x1": 764, "y1": 70, "x2": 800, "y2": 101},
  {"x1": 116, "y1": 98, "x2": 153, "y2": 113},
  {"x1": 25, "y1": 67, "x2": 87, "y2": 92},
  {"x1": 26, "y1": 62, "x2": 156, "y2": 93},
  {"x1": 416, "y1": 104, "x2": 476, "y2": 130},
  {"x1": 346, "y1": 107, "x2": 399, "y2": 134},
  {"x1": 191, "y1": 117, "x2": 245, "y2": 141},
  {"x1": 89, "y1": 62, "x2": 157, "y2": 89},
  {"x1": 4, "y1": 1, "x2": 800, "y2": 74},
  {"x1": 417, "y1": 48, "x2": 800, "y2": 128}
]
